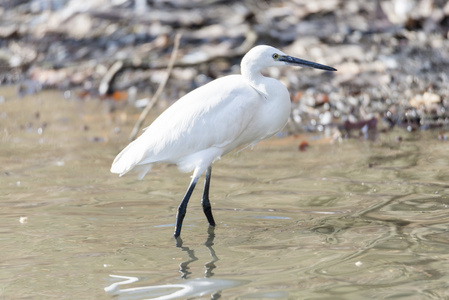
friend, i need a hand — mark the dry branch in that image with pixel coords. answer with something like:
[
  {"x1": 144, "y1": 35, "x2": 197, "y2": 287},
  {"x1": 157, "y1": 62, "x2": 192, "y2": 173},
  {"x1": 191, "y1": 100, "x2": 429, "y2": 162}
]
[{"x1": 128, "y1": 33, "x2": 182, "y2": 141}]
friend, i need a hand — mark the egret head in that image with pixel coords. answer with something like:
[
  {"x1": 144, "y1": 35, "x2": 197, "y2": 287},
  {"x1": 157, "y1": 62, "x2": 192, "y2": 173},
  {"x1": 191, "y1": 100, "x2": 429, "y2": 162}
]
[{"x1": 242, "y1": 45, "x2": 337, "y2": 74}]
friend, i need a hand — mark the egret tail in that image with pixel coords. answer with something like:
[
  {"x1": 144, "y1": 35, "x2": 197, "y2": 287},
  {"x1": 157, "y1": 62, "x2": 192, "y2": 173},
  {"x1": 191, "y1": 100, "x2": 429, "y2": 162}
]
[{"x1": 110, "y1": 140, "x2": 153, "y2": 180}]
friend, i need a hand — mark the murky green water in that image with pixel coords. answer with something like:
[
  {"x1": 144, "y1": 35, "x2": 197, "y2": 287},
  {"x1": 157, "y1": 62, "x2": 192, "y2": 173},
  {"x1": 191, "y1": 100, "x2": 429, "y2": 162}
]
[{"x1": 1, "y1": 88, "x2": 449, "y2": 299}]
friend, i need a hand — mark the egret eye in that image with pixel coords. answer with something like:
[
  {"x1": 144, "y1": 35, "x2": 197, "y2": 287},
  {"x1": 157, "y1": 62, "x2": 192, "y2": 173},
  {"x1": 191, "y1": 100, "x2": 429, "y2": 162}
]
[{"x1": 272, "y1": 53, "x2": 279, "y2": 60}]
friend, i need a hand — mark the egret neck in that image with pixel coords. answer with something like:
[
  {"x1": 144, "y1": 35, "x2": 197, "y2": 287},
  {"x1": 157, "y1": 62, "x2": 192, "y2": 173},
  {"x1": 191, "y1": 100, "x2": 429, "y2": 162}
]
[{"x1": 241, "y1": 54, "x2": 270, "y2": 99}]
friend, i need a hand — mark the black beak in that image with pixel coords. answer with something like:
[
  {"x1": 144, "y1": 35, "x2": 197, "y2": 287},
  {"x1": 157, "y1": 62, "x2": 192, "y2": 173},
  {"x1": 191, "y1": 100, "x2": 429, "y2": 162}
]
[{"x1": 279, "y1": 55, "x2": 337, "y2": 71}]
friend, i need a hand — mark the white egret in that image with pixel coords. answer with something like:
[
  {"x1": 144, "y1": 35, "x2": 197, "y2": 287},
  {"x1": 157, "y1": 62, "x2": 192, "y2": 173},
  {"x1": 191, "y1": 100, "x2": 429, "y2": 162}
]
[{"x1": 111, "y1": 45, "x2": 336, "y2": 238}]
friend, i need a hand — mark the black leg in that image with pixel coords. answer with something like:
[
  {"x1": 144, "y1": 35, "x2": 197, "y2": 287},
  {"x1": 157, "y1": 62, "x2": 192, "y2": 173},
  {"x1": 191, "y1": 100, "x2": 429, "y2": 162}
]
[
  {"x1": 174, "y1": 176, "x2": 199, "y2": 238},
  {"x1": 202, "y1": 166, "x2": 216, "y2": 226}
]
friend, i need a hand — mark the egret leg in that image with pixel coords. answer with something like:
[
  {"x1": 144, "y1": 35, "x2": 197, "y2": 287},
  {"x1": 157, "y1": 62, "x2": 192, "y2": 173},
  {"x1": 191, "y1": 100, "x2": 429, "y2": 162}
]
[
  {"x1": 174, "y1": 176, "x2": 199, "y2": 238},
  {"x1": 202, "y1": 166, "x2": 216, "y2": 226}
]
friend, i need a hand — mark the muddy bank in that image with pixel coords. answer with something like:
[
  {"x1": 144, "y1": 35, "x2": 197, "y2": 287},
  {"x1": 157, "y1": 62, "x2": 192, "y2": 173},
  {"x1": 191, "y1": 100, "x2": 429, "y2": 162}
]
[{"x1": 1, "y1": 0, "x2": 449, "y2": 136}]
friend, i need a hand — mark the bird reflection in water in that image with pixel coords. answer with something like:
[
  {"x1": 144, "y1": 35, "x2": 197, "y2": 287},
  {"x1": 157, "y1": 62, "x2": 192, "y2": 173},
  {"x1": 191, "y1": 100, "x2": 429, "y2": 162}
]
[
  {"x1": 104, "y1": 227, "x2": 245, "y2": 299},
  {"x1": 176, "y1": 226, "x2": 218, "y2": 279}
]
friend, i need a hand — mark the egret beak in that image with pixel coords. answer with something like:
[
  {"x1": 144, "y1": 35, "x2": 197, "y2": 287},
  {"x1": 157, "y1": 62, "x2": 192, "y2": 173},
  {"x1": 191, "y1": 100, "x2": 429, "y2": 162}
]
[{"x1": 279, "y1": 55, "x2": 337, "y2": 71}]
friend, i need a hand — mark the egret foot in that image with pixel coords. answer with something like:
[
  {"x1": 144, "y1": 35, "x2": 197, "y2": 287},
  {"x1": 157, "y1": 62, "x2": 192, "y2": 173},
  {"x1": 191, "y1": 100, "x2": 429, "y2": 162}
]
[
  {"x1": 202, "y1": 166, "x2": 216, "y2": 226},
  {"x1": 174, "y1": 175, "x2": 199, "y2": 238},
  {"x1": 202, "y1": 199, "x2": 216, "y2": 226}
]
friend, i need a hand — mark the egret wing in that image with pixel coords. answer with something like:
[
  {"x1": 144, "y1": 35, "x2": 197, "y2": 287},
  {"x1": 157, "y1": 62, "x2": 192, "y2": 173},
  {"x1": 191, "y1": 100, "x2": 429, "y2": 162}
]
[{"x1": 111, "y1": 75, "x2": 264, "y2": 177}]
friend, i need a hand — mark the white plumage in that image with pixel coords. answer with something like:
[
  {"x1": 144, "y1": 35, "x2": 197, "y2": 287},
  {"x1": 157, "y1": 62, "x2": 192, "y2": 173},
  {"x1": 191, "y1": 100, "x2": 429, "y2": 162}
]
[{"x1": 111, "y1": 45, "x2": 336, "y2": 238}]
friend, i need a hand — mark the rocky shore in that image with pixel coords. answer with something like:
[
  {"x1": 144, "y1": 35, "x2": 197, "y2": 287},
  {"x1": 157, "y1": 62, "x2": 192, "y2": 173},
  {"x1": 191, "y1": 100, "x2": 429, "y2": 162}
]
[{"x1": 1, "y1": 0, "x2": 449, "y2": 136}]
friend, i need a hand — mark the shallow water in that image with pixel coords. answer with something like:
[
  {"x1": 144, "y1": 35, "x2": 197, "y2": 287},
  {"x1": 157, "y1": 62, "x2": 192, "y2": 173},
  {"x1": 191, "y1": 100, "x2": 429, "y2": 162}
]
[{"x1": 1, "y1": 88, "x2": 449, "y2": 299}]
